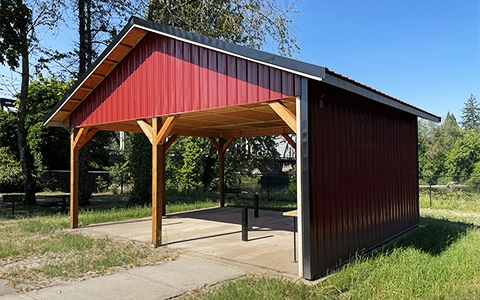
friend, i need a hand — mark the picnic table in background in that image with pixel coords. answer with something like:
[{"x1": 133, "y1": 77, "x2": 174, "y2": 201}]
[{"x1": 41, "y1": 193, "x2": 70, "y2": 211}]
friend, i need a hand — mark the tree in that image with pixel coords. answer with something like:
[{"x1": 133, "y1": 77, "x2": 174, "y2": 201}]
[
  {"x1": 25, "y1": 77, "x2": 71, "y2": 170},
  {"x1": 0, "y1": 0, "x2": 63, "y2": 204},
  {"x1": 178, "y1": 137, "x2": 204, "y2": 193},
  {"x1": 418, "y1": 113, "x2": 463, "y2": 184},
  {"x1": 0, "y1": 108, "x2": 18, "y2": 154},
  {"x1": 460, "y1": 94, "x2": 480, "y2": 131},
  {"x1": 147, "y1": 0, "x2": 298, "y2": 56},
  {"x1": 125, "y1": 133, "x2": 152, "y2": 206},
  {"x1": 445, "y1": 130, "x2": 480, "y2": 181}
]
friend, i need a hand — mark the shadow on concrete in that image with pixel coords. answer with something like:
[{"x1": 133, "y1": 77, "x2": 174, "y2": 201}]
[{"x1": 165, "y1": 207, "x2": 294, "y2": 232}]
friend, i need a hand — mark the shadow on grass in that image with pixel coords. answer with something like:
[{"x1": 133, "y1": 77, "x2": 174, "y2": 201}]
[{"x1": 387, "y1": 216, "x2": 472, "y2": 256}]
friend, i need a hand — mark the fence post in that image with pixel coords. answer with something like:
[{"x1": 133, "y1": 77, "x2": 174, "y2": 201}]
[
  {"x1": 429, "y1": 183, "x2": 432, "y2": 208},
  {"x1": 242, "y1": 207, "x2": 248, "y2": 241},
  {"x1": 254, "y1": 194, "x2": 259, "y2": 218}
]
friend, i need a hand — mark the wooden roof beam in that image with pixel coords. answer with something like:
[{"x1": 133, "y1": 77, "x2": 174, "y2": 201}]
[
  {"x1": 138, "y1": 116, "x2": 178, "y2": 145},
  {"x1": 155, "y1": 116, "x2": 178, "y2": 145},
  {"x1": 268, "y1": 100, "x2": 297, "y2": 134},
  {"x1": 137, "y1": 119, "x2": 154, "y2": 143},
  {"x1": 209, "y1": 137, "x2": 234, "y2": 154},
  {"x1": 72, "y1": 127, "x2": 98, "y2": 150}
]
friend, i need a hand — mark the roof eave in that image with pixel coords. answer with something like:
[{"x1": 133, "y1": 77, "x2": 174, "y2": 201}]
[
  {"x1": 43, "y1": 17, "x2": 145, "y2": 127},
  {"x1": 323, "y1": 71, "x2": 441, "y2": 122}
]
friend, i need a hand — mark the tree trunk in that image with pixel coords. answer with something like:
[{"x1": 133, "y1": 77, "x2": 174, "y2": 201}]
[
  {"x1": 77, "y1": 0, "x2": 94, "y2": 201},
  {"x1": 18, "y1": 30, "x2": 36, "y2": 205},
  {"x1": 78, "y1": 0, "x2": 87, "y2": 74},
  {"x1": 86, "y1": 0, "x2": 92, "y2": 68}
]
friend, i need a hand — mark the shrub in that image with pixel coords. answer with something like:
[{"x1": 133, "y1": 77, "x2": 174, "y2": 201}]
[{"x1": 0, "y1": 147, "x2": 23, "y2": 192}]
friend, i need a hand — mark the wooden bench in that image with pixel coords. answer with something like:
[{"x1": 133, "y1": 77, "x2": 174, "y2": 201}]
[
  {"x1": 224, "y1": 188, "x2": 242, "y2": 200},
  {"x1": 2, "y1": 194, "x2": 23, "y2": 214}
]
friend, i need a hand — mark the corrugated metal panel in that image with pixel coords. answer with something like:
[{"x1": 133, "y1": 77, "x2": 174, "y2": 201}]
[
  {"x1": 308, "y1": 81, "x2": 418, "y2": 277},
  {"x1": 70, "y1": 33, "x2": 301, "y2": 127}
]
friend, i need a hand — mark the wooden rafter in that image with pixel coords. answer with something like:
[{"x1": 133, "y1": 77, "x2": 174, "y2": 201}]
[
  {"x1": 268, "y1": 100, "x2": 297, "y2": 134},
  {"x1": 137, "y1": 119, "x2": 154, "y2": 143},
  {"x1": 137, "y1": 116, "x2": 178, "y2": 145},
  {"x1": 282, "y1": 133, "x2": 296, "y2": 150},
  {"x1": 155, "y1": 116, "x2": 178, "y2": 145},
  {"x1": 72, "y1": 127, "x2": 98, "y2": 150},
  {"x1": 209, "y1": 137, "x2": 234, "y2": 154}
]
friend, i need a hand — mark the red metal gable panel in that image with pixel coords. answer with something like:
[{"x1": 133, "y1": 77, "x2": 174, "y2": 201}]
[
  {"x1": 70, "y1": 33, "x2": 301, "y2": 127},
  {"x1": 308, "y1": 80, "x2": 418, "y2": 277}
]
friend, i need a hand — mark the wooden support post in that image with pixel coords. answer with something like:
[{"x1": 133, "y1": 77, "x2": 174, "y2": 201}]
[
  {"x1": 209, "y1": 137, "x2": 234, "y2": 207},
  {"x1": 138, "y1": 116, "x2": 178, "y2": 246},
  {"x1": 219, "y1": 149, "x2": 225, "y2": 207},
  {"x1": 151, "y1": 118, "x2": 164, "y2": 247},
  {"x1": 70, "y1": 127, "x2": 98, "y2": 229},
  {"x1": 70, "y1": 129, "x2": 79, "y2": 228},
  {"x1": 161, "y1": 144, "x2": 167, "y2": 217}
]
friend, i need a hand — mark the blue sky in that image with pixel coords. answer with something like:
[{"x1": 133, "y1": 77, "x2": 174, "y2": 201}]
[
  {"x1": 1, "y1": 0, "x2": 479, "y2": 122},
  {"x1": 291, "y1": 0, "x2": 480, "y2": 121}
]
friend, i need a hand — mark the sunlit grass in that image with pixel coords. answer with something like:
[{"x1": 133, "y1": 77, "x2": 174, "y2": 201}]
[{"x1": 185, "y1": 190, "x2": 480, "y2": 300}]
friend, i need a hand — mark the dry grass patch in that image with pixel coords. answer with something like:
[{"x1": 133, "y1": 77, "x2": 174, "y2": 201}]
[{"x1": 0, "y1": 218, "x2": 178, "y2": 292}]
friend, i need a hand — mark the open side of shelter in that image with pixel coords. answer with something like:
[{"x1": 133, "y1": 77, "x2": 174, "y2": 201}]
[{"x1": 45, "y1": 17, "x2": 440, "y2": 280}]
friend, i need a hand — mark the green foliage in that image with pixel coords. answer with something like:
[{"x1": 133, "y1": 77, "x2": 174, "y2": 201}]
[
  {"x1": 286, "y1": 164, "x2": 297, "y2": 195},
  {"x1": 225, "y1": 137, "x2": 280, "y2": 187},
  {"x1": 107, "y1": 161, "x2": 129, "y2": 194},
  {"x1": 21, "y1": 77, "x2": 71, "y2": 193},
  {"x1": 0, "y1": 0, "x2": 32, "y2": 69},
  {"x1": 25, "y1": 76, "x2": 71, "y2": 127},
  {"x1": 27, "y1": 123, "x2": 70, "y2": 171},
  {"x1": 461, "y1": 94, "x2": 480, "y2": 131},
  {"x1": 0, "y1": 109, "x2": 18, "y2": 155},
  {"x1": 148, "y1": 0, "x2": 298, "y2": 57},
  {"x1": 126, "y1": 133, "x2": 152, "y2": 206},
  {"x1": 418, "y1": 113, "x2": 463, "y2": 183},
  {"x1": 445, "y1": 130, "x2": 480, "y2": 180},
  {"x1": 0, "y1": 147, "x2": 23, "y2": 192},
  {"x1": 95, "y1": 175, "x2": 108, "y2": 193},
  {"x1": 178, "y1": 137, "x2": 205, "y2": 193}
]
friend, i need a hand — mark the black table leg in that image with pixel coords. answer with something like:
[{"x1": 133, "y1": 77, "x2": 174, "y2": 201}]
[{"x1": 293, "y1": 217, "x2": 297, "y2": 262}]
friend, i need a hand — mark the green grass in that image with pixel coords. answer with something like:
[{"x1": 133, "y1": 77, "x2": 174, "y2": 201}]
[
  {"x1": 185, "y1": 189, "x2": 480, "y2": 300},
  {"x1": 2, "y1": 189, "x2": 478, "y2": 297},
  {"x1": 0, "y1": 192, "x2": 223, "y2": 291},
  {"x1": 0, "y1": 216, "x2": 177, "y2": 291}
]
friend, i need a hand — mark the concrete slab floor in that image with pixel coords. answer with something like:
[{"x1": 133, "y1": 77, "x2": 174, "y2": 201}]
[{"x1": 77, "y1": 207, "x2": 299, "y2": 276}]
